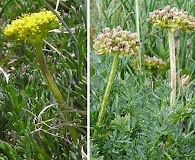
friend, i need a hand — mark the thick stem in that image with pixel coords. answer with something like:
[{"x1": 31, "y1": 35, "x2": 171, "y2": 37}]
[
  {"x1": 35, "y1": 42, "x2": 78, "y2": 143},
  {"x1": 36, "y1": 44, "x2": 64, "y2": 104},
  {"x1": 168, "y1": 29, "x2": 176, "y2": 107},
  {"x1": 93, "y1": 54, "x2": 119, "y2": 136}
]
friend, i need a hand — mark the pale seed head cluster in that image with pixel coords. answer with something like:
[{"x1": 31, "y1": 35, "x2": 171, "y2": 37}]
[
  {"x1": 148, "y1": 6, "x2": 195, "y2": 31},
  {"x1": 144, "y1": 55, "x2": 167, "y2": 70},
  {"x1": 93, "y1": 26, "x2": 141, "y2": 56},
  {"x1": 3, "y1": 9, "x2": 59, "y2": 45}
]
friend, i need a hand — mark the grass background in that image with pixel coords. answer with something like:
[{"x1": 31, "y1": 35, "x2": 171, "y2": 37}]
[
  {"x1": 90, "y1": 0, "x2": 195, "y2": 159},
  {"x1": 0, "y1": 0, "x2": 87, "y2": 159}
]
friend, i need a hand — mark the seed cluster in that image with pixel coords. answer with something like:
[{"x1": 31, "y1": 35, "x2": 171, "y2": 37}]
[
  {"x1": 93, "y1": 26, "x2": 141, "y2": 56},
  {"x1": 144, "y1": 55, "x2": 167, "y2": 70},
  {"x1": 148, "y1": 6, "x2": 195, "y2": 31},
  {"x1": 3, "y1": 9, "x2": 59, "y2": 44}
]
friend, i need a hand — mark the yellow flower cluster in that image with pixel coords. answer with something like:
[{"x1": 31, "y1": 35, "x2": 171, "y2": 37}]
[{"x1": 3, "y1": 9, "x2": 59, "y2": 45}]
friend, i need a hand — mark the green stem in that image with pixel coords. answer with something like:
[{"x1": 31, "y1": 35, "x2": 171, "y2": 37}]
[
  {"x1": 135, "y1": 0, "x2": 140, "y2": 41},
  {"x1": 135, "y1": 0, "x2": 142, "y2": 83},
  {"x1": 168, "y1": 29, "x2": 176, "y2": 107},
  {"x1": 35, "y1": 42, "x2": 78, "y2": 143},
  {"x1": 36, "y1": 44, "x2": 64, "y2": 104},
  {"x1": 93, "y1": 54, "x2": 119, "y2": 136}
]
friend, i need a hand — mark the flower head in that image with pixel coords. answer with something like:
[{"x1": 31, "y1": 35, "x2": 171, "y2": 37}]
[
  {"x1": 3, "y1": 9, "x2": 59, "y2": 45},
  {"x1": 148, "y1": 6, "x2": 195, "y2": 31},
  {"x1": 144, "y1": 55, "x2": 167, "y2": 70},
  {"x1": 93, "y1": 26, "x2": 141, "y2": 56}
]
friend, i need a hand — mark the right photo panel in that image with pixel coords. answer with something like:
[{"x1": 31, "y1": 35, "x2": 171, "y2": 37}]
[{"x1": 90, "y1": 0, "x2": 195, "y2": 159}]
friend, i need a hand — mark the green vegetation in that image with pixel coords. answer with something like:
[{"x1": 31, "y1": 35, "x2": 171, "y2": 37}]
[
  {"x1": 90, "y1": 0, "x2": 195, "y2": 159},
  {"x1": 0, "y1": 0, "x2": 86, "y2": 159}
]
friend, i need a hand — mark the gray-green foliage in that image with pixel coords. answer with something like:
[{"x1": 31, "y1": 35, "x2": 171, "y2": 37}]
[
  {"x1": 91, "y1": 67, "x2": 195, "y2": 159},
  {"x1": 91, "y1": 0, "x2": 195, "y2": 159},
  {"x1": 0, "y1": 0, "x2": 86, "y2": 159}
]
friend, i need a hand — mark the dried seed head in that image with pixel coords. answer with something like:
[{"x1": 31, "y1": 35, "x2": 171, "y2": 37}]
[
  {"x1": 148, "y1": 6, "x2": 195, "y2": 31},
  {"x1": 144, "y1": 55, "x2": 167, "y2": 70},
  {"x1": 93, "y1": 26, "x2": 141, "y2": 56}
]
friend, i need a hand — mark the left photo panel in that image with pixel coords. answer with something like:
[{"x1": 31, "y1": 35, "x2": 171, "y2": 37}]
[{"x1": 0, "y1": 0, "x2": 87, "y2": 159}]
